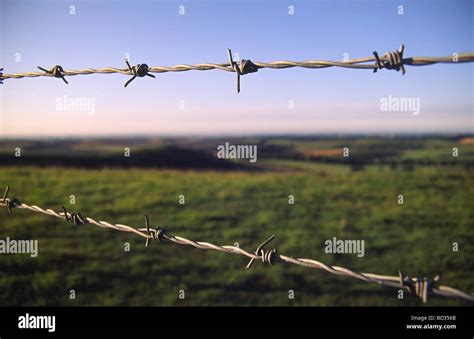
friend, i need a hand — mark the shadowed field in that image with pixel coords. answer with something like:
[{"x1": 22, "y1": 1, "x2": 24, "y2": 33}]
[{"x1": 0, "y1": 136, "x2": 473, "y2": 306}]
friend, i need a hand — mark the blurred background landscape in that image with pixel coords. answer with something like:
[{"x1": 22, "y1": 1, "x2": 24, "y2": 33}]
[{"x1": 0, "y1": 135, "x2": 473, "y2": 306}]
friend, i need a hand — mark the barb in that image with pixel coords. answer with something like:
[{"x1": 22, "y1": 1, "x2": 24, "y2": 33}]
[
  {"x1": 124, "y1": 59, "x2": 155, "y2": 88},
  {"x1": 1, "y1": 185, "x2": 21, "y2": 214},
  {"x1": 227, "y1": 48, "x2": 259, "y2": 93},
  {"x1": 37, "y1": 65, "x2": 69, "y2": 84},
  {"x1": 399, "y1": 271, "x2": 442, "y2": 304},
  {"x1": 246, "y1": 234, "x2": 277, "y2": 268},
  {"x1": 373, "y1": 44, "x2": 406, "y2": 74},
  {"x1": 143, "y1": 214, "x2": 167, "y2": 247},
  {"x1": 61, "y1": 206, "x2": 88, "y2": 226},
  {"x1": 1, "y1": 46, "x2": 473, "y2": 91},
  {"x1": 1, "y1": 186, "x2": 473, "y2": 304}
]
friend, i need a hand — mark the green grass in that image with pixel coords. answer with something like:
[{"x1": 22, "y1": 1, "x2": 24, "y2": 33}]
[{"x1": 1, "y1": 159, "x2": 473, "y2": 306}]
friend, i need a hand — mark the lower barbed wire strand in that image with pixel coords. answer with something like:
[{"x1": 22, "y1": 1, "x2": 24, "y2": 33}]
[{"x1": 2, "y1": 199, "x2": 473, "y2": 303}]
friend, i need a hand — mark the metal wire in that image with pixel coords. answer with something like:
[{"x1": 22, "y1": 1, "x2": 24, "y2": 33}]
[
  {"x1": 1, "y1": 45, "x2": 473, "y2": 91},
  {"x1": 1, "y1": 186, "x2": 473, "y2": 304}
]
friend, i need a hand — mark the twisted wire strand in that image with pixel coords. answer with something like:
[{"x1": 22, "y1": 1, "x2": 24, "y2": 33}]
[
  {"x1": 2, "y1": 53, "x2": 473, "y2": 80},
  {"x1": 1, "y1": 196, "x2": 473, "y2": 303}
]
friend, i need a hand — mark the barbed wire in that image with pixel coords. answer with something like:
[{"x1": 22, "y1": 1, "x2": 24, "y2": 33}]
[
  {"x1": 1, "y1": 186, "x2": 473, "y2": 304},
  {"x1": 1, "y1": 45, "x2": 473, "y2": 92}
]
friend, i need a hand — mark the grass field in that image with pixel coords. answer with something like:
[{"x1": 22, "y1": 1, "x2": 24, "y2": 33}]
[{"x1": 0, "y1": 137, "x2": 473, "y2": 306}]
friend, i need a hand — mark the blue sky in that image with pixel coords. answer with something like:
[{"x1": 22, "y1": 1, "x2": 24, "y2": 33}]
[{"x1": 0, "y1": 0, "x2": 472, "y2": 136}]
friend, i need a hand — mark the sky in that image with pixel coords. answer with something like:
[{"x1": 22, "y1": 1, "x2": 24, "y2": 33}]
[{"x1": 0, "y1": 0, "x2": 473, "y2": 137}]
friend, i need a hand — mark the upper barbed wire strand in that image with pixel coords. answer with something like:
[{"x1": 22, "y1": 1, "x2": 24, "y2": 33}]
[
  {"x1": 2, "y1": 53, "x2": 474, "y2": 80},
  {"x1": 1, "y1": 195, "x2": 473, "y2": 304}
]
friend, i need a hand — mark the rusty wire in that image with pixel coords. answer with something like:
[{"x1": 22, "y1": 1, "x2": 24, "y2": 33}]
[
  {"x1": 1, "y1": 45, "x2": 473, "y2": 91},
  {"x1": 1, "y1": 185, "x2": 473, "y2": 304}
]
